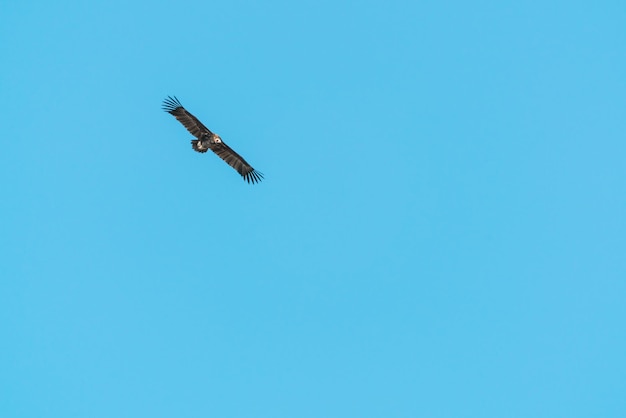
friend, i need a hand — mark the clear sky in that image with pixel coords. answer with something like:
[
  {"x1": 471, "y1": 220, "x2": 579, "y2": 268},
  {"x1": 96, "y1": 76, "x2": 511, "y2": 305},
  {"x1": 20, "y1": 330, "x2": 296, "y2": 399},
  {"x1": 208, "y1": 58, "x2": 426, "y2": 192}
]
[{"x1": 2, "y1": 1, "x2": 625, "y2": 417}]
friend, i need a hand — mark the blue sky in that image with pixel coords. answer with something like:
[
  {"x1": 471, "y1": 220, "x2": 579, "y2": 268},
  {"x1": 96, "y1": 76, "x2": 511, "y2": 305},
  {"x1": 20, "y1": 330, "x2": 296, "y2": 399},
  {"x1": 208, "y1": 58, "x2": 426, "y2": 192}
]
[{"x1": 2, "y1": 0, "x2": 625, "y2": 416}]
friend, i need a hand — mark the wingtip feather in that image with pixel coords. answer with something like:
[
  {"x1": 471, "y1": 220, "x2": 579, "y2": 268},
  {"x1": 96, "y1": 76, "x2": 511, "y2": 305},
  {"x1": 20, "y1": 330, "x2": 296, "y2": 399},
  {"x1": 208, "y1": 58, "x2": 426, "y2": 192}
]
[
  {"x1": 244, "y1": 170, "x2": 264, "y2": 184},
  {"x1": 162, "y1": 95, "x2": 183, "y2": 113}
]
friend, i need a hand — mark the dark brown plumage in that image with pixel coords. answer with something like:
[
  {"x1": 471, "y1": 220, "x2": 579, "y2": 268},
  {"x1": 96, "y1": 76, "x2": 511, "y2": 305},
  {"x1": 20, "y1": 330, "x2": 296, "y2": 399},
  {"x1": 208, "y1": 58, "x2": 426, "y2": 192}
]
[{"x1": 162, "y1": 96, "x2": 263, "y2": 184}]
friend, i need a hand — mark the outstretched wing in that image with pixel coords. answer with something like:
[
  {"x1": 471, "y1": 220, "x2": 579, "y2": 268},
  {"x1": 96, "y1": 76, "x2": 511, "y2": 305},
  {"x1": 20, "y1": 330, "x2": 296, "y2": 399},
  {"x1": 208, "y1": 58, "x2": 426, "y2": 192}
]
[
  {"x1": 209, "y1": 142, "x2": 264, "y2": 184},
  {"x1": 162, "y1": 96, "x2": 212, "y2": 139}
]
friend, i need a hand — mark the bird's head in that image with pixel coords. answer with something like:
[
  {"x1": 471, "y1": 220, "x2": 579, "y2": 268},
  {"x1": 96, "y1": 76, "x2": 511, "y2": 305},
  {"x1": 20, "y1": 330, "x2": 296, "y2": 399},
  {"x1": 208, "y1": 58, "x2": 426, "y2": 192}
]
[{"x1": 213, "y1": 134, "x2": 222, "y2": 144}]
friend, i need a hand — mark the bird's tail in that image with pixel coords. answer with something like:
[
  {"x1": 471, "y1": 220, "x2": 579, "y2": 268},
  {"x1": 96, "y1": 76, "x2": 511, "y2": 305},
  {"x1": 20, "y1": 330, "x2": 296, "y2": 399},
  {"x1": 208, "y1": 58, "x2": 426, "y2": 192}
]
[{"x1": 191, "y1": 140, "x2": 209, "y2": 153}]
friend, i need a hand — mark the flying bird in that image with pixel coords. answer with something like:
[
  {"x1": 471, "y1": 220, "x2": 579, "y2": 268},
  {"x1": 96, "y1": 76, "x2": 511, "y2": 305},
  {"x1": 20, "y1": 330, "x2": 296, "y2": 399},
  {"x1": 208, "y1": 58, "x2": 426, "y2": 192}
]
[{"x1": 162, "y1": 96, "x2": 263, "y2": 184}]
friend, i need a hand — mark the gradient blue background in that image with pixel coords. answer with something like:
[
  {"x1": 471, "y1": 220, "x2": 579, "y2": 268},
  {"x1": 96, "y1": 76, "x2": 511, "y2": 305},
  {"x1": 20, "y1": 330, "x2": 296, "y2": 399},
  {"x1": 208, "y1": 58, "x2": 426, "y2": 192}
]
[{"x1": 2, "y1": 1, "x2": 625, "y2": 416}]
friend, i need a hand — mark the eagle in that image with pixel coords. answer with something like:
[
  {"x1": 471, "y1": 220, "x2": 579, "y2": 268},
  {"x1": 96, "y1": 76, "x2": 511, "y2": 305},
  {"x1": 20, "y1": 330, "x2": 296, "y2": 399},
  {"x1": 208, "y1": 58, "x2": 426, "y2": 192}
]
[{"x1": 162, "y1": 96, "x2": 263, "y2": 184}]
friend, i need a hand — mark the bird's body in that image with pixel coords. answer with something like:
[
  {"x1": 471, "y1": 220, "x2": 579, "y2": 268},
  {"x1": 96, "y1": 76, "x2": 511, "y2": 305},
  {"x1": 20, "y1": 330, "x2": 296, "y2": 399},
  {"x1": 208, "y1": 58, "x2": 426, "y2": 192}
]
[{"x1": 162, "y1": 96, "x2": 263, "y2": 184}]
